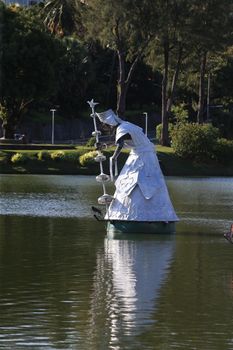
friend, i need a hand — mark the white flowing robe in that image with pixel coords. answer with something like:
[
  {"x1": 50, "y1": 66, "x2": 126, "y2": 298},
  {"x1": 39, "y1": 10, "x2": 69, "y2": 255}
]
[{"x1": 105, "y1": 121, "x2": 179, "y2": 222}]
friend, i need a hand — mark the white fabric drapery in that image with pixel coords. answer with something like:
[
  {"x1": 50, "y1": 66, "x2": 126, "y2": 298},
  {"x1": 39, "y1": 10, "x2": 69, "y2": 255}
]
[{"x1": 105, "y1": 121, "x2": 179, "y2": 222}]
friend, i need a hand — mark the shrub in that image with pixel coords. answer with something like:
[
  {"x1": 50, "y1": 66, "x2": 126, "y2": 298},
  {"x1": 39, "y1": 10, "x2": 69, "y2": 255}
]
[
  {"x1": 156, "y1": 104, "x2": 189, "y2": 143},
  {"x1": 170, "y1": 123, "x2": 219, "y2": 161},
  {"x1": 213, "y1": 138, "x2": 233, "y2": 164},
  {"x1": 11, "y1": 152, "x2": 29, "y2": 164},
  {"x1": 50, "y1": 151, "x2": 66, "y2": 161},
  {"x1": 79, "y1": 150, "x2": 98, "y2": 167},
  {"x1": 171, "y1": 103, "x2": 189, "y2": 124},
  {"x1": 156, "y1": 123, "x2": 174, "y2": 142},
  {"x1": 38, "y1": 150, "x2": 86, "y2": 165},
  {"x1": 212, "y1": 110, "x2": 233, "y2": 139},
  {"x1": 62, "y1": 151, "x2": 80, "y2": 163},
  {"x1": 37, "y1": 151, "x2": 50, "y2": 161},
  {"x1": 0, "y1": 151, "x2": 10, "y2": 164}
]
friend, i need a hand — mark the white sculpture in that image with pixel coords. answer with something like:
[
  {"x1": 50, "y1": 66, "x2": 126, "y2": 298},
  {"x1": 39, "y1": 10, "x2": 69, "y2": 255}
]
[{"x1": 95, "y1": 109, "x2": 179, "y2": 223}]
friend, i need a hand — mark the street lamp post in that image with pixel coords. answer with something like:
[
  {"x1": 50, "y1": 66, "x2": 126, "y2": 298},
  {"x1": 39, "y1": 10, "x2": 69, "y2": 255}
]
[
  {"x1": 207, "y1": 73, "x2": 211, "y2": 121},
  {"x1": 143, "y1": 112, "x2": 148, "y2": 136},
  {"x1": 50, "y1": 109, "x2": 56, "y2": 144}
]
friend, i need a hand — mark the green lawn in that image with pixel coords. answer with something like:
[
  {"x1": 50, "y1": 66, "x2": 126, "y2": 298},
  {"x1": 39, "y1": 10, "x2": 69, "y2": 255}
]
[{"x1": 0, "y1": 144, "x2": 233, "y2": 176}]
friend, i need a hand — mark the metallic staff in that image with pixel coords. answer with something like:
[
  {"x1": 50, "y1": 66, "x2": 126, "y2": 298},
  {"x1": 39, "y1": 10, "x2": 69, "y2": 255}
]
[{"x1": 87, "y1": 99, "x2": 113, "y2": 209}]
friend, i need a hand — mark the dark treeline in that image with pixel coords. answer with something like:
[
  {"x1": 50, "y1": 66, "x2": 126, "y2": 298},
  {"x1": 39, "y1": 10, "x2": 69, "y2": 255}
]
[{"x1": 1, "y1": 0, "x2": 233, "y2": 144}]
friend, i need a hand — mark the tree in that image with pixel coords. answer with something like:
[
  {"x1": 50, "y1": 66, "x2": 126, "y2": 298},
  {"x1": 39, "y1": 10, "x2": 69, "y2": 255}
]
[
  {"x1": 83, "y1": 0, "x2": 153, "y2": 116},
  {"x1": 147, "y1": 0, "x2": 190, "y2": 145},
  {"x1": 43, "y1": 0, "x2": 84, "y2": 37},
  {"x1": 0, "y1": 4, "x2": 66, "y2": 138},
  {"x1": 56, "y1": 37, "x2": 96, "y2": 116},
  {"x1": 147, "y1": 0, "x2": 232, "y2": 145},
  {"x1": 186, "y1": 0, "x2": 232, "y2": 124},
  {"x1": 43, "y1": 0, "x2": 164, "y2": 116}
]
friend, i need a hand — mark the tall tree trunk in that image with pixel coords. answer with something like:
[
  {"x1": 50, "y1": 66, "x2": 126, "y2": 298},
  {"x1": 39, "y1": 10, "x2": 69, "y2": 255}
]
[
  {"x1": 2, "y1": 120, "x2": 15, "y2": 139},
  {"x1": 117, "y1": 82, "x2": 127, "y2": 117},
  {"x1": 161, "y1": 40, "x2": 170, "y2": 146},
  {"x1": 106, "y1": 51, "x2": 116, "y2": 106},
  {"x1": 1, "y1": 100, "x2": 31, "y2": 139},
  {"x1": 116, "y1": 49, "x2": 140, "y2": 117},
  {"x1": 114, "y1": 16, "x2": 149, "y2": 117},
  {"x1": 166, "y1": 45, "x2": 183, "y2": 115},
  {"x1": 116, "y1": 50, "x2": 126, "y2": 117},
  {"x1": 197, "y1": 52, "x2": 207, "y2": 124}
]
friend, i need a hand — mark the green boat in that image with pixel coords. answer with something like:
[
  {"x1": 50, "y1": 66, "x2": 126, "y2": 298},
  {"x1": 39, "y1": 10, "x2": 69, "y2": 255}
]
[{"x1": 107, "y1": 220, "x2": 176, "y2": 234}]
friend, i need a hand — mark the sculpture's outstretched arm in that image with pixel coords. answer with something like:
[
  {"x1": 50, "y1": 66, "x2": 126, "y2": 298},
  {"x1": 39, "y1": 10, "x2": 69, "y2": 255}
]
[
  {"x1": 112, "y1": 133, "x2": 131, "y2": 160},
  {"x1": 112, "y1": 140, "x2": 123, "y2": 161},
  {"x1": 110, "y1": 133, "x2": 131, "y2": 181}
]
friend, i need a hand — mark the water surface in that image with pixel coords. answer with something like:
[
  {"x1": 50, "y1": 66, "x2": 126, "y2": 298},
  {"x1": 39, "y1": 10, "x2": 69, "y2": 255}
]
[{"x1": 0, "y1": 175, "x2": 233, "y2": 350}]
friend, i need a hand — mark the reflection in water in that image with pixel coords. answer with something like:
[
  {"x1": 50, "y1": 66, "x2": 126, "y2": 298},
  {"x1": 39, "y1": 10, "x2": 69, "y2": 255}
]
[
  {"x1": 0, "y1": 215, "x2": 105, "y2": 350},
  {"x1": 88, "y1": 235, "x2": 175, "y2": 349},
  {"x1": 1, "y1": 175, "x2": 233, "y2": 349}
]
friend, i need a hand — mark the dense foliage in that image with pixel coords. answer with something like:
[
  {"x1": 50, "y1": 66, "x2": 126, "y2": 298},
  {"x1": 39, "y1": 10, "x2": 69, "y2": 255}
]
[
  {"x1": 1, "y1": 0, "x2": 233, "y2": 151},
  {"x1": 170, "y1": 123, "x2": 219, "y2": 161},
  {"x1": 214, "y1": 138, "x2": 233, "y2": 164},
  {"x1": 0, "y1": 3, "x2": 66, "y2": 138},
  {"x1": 79, "y1": 150, "x2": 98, "y2": 167}
]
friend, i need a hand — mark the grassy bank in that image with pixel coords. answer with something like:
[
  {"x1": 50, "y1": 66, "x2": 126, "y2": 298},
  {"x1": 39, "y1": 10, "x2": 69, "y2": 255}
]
[
  {"x1": 0, "y1": 145, "x2": 233, "y2": 176},
  {"x1": 156, "y1": 146, "x2": 233, "y2": 176}
]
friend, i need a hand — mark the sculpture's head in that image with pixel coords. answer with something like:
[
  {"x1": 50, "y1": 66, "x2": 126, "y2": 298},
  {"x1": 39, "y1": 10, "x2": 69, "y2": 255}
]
[{"x1": 96, "y1": 109, "x2": 122, "y2": 126}]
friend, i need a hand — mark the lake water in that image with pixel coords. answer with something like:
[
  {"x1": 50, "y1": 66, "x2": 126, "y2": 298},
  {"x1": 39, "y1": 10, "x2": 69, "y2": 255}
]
[{"x1": 0, "y1": 175, "x2": 233, "y2": 350}]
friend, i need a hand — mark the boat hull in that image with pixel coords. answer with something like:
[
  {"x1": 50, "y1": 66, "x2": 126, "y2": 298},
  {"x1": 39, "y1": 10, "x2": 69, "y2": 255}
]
[{"x1": 107, "y1": 220, "x2": 176, "y2": 234}]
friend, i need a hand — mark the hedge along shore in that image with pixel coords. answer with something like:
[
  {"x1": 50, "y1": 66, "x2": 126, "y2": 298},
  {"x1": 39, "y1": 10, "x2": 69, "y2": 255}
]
[{"x1": 0, "y1": 145, "x2": 233, "y2": 176}]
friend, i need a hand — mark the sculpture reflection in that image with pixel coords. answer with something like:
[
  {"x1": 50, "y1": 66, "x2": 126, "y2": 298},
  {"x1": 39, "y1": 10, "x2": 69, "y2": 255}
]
[{"x1": 88, "y1": 235, "x2": 176, "y2": 348}]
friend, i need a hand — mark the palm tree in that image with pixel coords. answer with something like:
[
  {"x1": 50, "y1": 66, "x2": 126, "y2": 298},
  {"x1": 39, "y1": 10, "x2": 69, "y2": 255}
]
[{"x1": 43, "y1": 0, "x2": 84, "y2": 37}]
